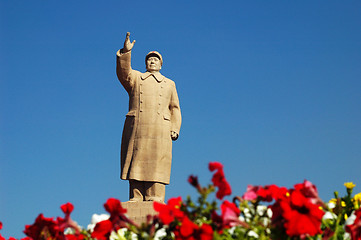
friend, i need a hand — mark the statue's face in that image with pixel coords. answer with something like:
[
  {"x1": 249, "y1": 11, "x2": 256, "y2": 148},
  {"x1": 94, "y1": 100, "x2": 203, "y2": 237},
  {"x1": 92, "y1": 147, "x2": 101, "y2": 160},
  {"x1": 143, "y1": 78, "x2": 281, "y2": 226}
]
[{"x1": 146, "y1": 57, "x2": 162, "y2": 72}]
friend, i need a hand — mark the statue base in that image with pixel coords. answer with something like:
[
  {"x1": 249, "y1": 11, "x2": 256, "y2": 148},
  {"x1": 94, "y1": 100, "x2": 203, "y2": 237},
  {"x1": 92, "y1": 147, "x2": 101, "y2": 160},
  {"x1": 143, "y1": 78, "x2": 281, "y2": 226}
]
[{"x1": 122, "y1": 201, "x2": 157, "y2": 225}]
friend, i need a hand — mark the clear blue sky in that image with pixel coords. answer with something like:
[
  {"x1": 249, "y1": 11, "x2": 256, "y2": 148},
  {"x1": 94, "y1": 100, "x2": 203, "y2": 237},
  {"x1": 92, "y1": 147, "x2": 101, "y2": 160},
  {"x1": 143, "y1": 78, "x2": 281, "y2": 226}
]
[{"x1": 1, "y1": 1, "x2": 360, "y2": 238}]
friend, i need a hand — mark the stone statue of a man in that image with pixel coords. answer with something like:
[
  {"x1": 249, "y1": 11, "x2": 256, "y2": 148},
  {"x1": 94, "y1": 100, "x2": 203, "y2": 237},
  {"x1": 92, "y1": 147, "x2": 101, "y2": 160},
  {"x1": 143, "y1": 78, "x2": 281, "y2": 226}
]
[{"x1": 116, "y1": 32, "x2": 182, "y2": 202}]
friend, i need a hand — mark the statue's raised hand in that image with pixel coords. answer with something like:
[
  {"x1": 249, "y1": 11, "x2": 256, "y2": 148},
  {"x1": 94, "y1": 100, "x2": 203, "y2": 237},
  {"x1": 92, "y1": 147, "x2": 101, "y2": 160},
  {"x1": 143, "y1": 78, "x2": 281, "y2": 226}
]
[{"x1": 123, "y1": 32, "x2": 136, "y2": 52}]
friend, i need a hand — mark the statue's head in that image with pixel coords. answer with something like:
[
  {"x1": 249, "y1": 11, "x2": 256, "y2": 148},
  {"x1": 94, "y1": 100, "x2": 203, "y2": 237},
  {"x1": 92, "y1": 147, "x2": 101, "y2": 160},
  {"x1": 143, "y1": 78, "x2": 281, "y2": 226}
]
[{"x1": 145, "y1": 51, "x2": 163, "y2": 73}]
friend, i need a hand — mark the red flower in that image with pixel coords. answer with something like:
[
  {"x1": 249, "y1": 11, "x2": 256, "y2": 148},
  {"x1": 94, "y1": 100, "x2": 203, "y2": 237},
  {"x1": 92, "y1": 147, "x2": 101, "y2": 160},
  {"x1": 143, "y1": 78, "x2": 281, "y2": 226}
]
[
  {"x1": 154, "y1": 197, "x2": 184, "y2": 224},
  {"x1": 58, "y1": 203, "x2": 80, "y2": 233},
  {"x1": 178, "y1": 217, "x2": 198, "y2": 239},
  {"x1": 208, "y1": 162, "x2": 223, "y2": 171},
  {"x1": 60, "y1": 203, "x2": 74, "y2": 216},
  {"x1": 104, "y1": 199, "x2": 126, "y2": 215},
  {"x1": 346, "y1": 209, "x2": 361, "y2": 240},
  {"x1": 198, "y1": 224, "x2": 213, "y2": 240},
  {"x1": 174, "y1": 217, "x2": 213, "y2": 240},
  {"x1": 0, "y1": 221, "x2": 5, "y2": 240},
  {"x1": 24, "y1": 214, "x2": 64, "y2": 240},
  {"x1": 243, "y1": 184, "x2": 288, "y2": 202},
  {"x1": 106, "y1": 198, "x2": 129, "y2": 229},
  {"x1": 188, "y1": 175, "x2": 199, "y2": 188},
  {"x1": 91, "y1": 220, "x2": 113, "y2": 240},
  {"x1": 104, "y1": 198, "x2": 127, "y2": 216},
  {"x1": 258, "y1": 185, "x2": 288, "y2": 202},
  {"x1": 210, "y1": 211, "x2": 223, "y2": 231},
  {"x1": 280, "y1": 190, "x2": 324, "y2": 237},
  {"x1": 294, "y1": 180, "x2": 323, "y2": 205},
  {"x1": 65, "y1": 234, "x2": 84, "y2": 240},
  {"x1": 92, "y1": 198, "x2": 131, "y2": 239},
  {"x1": 270, "y1": 201, "x2": 284, "y2": 228},
  {"x1": 208, "y1": 162, "x2": 232, "y2": 200},
  {"x1": 20, "y1": 238, "x2": 32, "y2": 240}
]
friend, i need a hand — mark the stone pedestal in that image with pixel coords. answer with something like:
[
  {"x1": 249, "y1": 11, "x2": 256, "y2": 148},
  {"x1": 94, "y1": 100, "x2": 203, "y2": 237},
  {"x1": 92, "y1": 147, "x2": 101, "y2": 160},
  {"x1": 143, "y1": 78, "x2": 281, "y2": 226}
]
[{"x1": 122, "y1": 201, "x2": 157, "y2": 225}]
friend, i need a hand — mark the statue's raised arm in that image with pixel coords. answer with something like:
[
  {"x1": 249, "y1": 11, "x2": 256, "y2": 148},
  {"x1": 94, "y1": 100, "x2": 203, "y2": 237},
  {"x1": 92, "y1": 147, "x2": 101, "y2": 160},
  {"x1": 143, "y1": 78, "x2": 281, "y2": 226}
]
[
  {"x1": 123, "y1": 32, "x2": 136, "y2": 53},
  {"x1": 116, "y1": 32, "x2": 136, "y2": 92}
]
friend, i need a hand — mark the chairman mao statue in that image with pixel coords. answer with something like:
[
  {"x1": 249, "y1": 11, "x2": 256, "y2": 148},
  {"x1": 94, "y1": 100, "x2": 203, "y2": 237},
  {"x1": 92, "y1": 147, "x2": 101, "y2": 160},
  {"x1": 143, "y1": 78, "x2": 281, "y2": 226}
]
[{"x1": 116, "y1": 32, "x2": 182, "y2": 203}]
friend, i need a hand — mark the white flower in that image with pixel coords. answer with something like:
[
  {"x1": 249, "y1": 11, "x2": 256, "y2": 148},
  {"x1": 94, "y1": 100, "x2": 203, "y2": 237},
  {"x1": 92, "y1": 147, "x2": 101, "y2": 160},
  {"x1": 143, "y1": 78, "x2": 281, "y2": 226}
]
[
  {"x1": 322, "y1": 211, "x2": 337, "y2": 221},
  {"x1": 342, "y1": 211, "x2": 356, "y2": 240},
  {"x1": 327, "y1": 202, "x2": 336, "y2": 209},
  {"x1": 266, "y1": 208, "x2": 273, "y2": 218},
  {"x1": 64, "y1": 228, "x2": 75, "y2": 235},
  {"x1": 261, "y1": 217, "x2": 271, "y2": 227},
  {"x1": 256, "y1": 205, "x2": 267, "y2": 216},
  {"x1": 228, "y1": 226, "x2": 236, "y2": 235},
  {"x1": 247, "y1": 230, "x2": 259, "y2": 238},
  {"x1": 110, "y1": 228, "x2": 137, "y2": 240},
  {"x1": 154, "y1": 228, "x2": 167, "y2": 240},
  {"x1": 110, "y1": 228, "x2": 127, "y2": 240},
  {"x1": 345, "y1": 211, "x2": 356, "y2": 226},
  {"x1": 243, "y1": 208, "x2": 252, "y2": 220},
  {"x1": 343, "y1": 232, "x2": 351, "y2": 240},
  {"x1": 87, "y1": 213, "x2": 110, "y2": 232}
]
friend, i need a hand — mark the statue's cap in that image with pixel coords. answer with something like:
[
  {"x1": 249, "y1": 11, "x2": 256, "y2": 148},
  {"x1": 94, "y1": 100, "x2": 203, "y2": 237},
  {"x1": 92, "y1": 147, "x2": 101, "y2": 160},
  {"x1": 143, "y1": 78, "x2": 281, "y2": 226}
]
[{"x1": 145, "y1": 51, "x2": 163, "y2": 65}]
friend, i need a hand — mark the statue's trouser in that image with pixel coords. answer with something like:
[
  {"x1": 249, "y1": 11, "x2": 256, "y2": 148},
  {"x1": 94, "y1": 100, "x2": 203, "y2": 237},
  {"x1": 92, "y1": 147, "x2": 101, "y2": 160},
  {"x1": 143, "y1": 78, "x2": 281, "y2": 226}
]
[{"x1": 129, "y1": 179, "x2": 165, "y2": 202}]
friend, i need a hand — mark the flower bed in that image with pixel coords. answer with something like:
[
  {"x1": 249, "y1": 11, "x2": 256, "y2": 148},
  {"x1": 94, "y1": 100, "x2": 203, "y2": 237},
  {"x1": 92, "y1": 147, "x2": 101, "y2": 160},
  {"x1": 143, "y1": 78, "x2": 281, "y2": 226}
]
[{"x1": 1, "y1": 162, "x2": 360, "y2": 240}]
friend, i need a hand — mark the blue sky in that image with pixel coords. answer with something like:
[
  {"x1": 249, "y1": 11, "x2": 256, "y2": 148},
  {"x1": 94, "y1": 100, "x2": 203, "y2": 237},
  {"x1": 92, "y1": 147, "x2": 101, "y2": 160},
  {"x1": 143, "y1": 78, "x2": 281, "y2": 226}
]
[{"x1": 1, "y1": 1, "x2": 361, "y2": 238}]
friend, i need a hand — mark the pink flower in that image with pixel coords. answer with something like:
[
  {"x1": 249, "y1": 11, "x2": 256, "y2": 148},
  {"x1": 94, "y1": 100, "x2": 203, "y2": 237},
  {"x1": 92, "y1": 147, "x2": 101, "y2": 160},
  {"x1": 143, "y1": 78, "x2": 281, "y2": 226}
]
[
  {"x1": 242, "y1": 185, "x2": 260, "y2": 201},
  {"x1": 220, "y1": 200, "x2": 247, "y2": 228}
]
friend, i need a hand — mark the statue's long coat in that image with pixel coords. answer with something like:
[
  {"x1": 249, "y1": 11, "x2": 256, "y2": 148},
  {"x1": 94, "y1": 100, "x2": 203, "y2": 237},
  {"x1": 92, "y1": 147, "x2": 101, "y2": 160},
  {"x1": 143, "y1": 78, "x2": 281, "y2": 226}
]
[{"x1": 116, "y1": 49, "x2": 182, "y2": 184}]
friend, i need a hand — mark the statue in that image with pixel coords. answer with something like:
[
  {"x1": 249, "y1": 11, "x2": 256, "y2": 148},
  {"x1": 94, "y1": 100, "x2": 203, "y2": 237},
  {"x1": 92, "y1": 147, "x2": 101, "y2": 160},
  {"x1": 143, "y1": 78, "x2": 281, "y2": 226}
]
[{"x1": 116, "y1": 32, "x2": 182, "y2": 203}]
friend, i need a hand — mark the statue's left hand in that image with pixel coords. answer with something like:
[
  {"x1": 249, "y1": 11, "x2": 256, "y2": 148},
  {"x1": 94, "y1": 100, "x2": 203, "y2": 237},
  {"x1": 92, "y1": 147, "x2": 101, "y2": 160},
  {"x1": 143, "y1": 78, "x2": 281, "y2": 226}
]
[{"x1": 171, "y1": 131, "x2": 179, "y2": 141}]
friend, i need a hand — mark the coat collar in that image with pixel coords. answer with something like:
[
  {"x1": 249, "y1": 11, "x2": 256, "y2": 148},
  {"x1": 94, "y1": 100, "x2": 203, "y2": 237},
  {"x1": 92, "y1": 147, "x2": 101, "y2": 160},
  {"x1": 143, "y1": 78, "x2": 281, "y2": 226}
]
[{"x1": 141, "y1": 71, "x2": 165, "y2": 82}]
